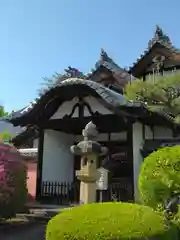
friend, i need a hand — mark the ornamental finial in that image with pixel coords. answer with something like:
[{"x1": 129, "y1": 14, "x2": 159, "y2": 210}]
[
  {"x1": 64, "y1": 66, "x2": 84, "y2": 78},
  {"x1": 82, "y1": 121, "x2": 98, "y2": 140},
  {"x1": 155, "y1": 25, "x2": 163, "y2": 37},
  {"x1": 148, "y1": 25, "x2": 171, "y2": 49},
  {"x1": 100, "y1": 48, "x2": 109, "y2": 62}
]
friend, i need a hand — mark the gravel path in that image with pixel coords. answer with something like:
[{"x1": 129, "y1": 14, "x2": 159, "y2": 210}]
[{"x1": 0, "y1": 223, "x2": 46, "y2": 240}]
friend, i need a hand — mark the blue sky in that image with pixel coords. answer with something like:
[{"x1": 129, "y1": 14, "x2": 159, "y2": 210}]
[{"x1": 0, "y1": 0, "x2": 179, "y2": 112}]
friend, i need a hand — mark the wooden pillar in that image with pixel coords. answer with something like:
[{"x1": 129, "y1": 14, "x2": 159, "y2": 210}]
[
  {"x1": 132, "y1": 122, "x2": 144, "y2": 202},
  {"x1": 127, "y1": 120, "x2": 134, "y2": 201},
  {"x1": 36, "y1": 128, "x2": 44, "y2": 200}
]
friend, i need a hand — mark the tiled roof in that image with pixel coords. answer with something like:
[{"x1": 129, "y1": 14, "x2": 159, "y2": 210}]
[
  {"x1": 12, "y1": 126, "x2": 39, "y2": 147},
  {"x1": 2, "y1": 77, "x2": 178, "y2": 130},
  {"x1": 129, "y1": 25, "x2": 180, "y2": 71},
  {"x1": 148, "y1": 25, "x2": 180, "y2": 53},
  {"x1": 89, "y1": 49, "x2": 136, "y2": 83},
  {"x1": 2, "y1": 78, "x2": 146, "y2": 124}
]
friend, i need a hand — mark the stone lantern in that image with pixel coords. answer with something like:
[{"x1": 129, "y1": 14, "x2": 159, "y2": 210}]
[{"x1": 70, "y1": 121, "x2": 108, "y2": 204}]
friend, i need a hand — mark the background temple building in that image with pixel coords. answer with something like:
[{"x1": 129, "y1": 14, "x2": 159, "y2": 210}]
[{"x1": 3, "y1": 25, "x2": 180, "y2": 204}]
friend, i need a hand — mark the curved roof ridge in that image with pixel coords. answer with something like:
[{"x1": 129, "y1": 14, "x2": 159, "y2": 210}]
[
  {"x1": 4, "y1": 78, "x2": 176, "y2": 127},
  {"x1": 3, "y1": 78, "x2": 145, "y2": 124}
]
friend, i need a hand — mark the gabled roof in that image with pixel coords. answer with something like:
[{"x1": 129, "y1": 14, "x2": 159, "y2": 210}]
[
  {"x1": 2, "y1": 78, "x2": 178, "y2": 132},
  {"x1": 147, "y1": 25, "x2": 180, "y2": 53},
  {"x1": 12, "y1": 126, "x2": 39, "y2": 147},
  {"x1": 88, "y1": 49, "x2": 136, "y2": 86},
  {"x1": 129, "y1": 25, "x2": 180, "y2": 77},
  {"x1": 3, "y1": 78, "x2": 146, "y2": 126},
  {"x1": 95, "y1": 49, "x2": 127, "y2": 73}
]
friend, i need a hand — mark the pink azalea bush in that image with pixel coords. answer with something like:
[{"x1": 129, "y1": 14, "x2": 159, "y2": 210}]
[{"x1": 0, "y1": 142, "x2": 28, "y2": 219}]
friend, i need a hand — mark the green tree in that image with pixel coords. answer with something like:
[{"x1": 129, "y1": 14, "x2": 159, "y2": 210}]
[
  {"x1": 37, "y1": 72, "x2": 62, "y2": 96},
  {"x1": 38, "y1": 67, "x2": 87, "y2": 96},
  {"x1": 138, "y1": 146, "x2": 180, "y2": 209},
  {"x1": 0, "y1": 106, "x2": 11, "y2": 142},
  {"x1": 0, "y1": 130, "x2": 11, "y2": 142},
  {"x1": 125, "y1": 72, "x2": 180, "y2": 124},
  {"x1": 0, "y1": 106, "x2": 8, "y2": 117}
]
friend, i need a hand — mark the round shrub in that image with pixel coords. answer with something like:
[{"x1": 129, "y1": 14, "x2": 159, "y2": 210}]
[
  {"x1": 46, "y1": 202, "x2": 177, "y2": 240},
  {"x1": 0, "y1": 143, "x2": 28, "y2": 219},
  {"x1": 139, "y1": 146, "x2": 180, "y2": 209}
]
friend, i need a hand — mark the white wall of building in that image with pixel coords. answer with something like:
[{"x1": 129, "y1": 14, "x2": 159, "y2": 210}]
[
  {"x1": 42, "y1": 93, "x2": 177, "y2": 201},
  {"x1": 33, "y1": 138, "x2": 38, "y2": 148},
  {"x1": 42, "y1": 97, "x2": 126, "y2": 188},
  {"x1": 42, "y1": 130, "x2": 74, "y2": 183},
  {"x1": 83, "y1": 96, "x2": 113, "y2": 116},
  {"x1": 50, "y1": 98, "x2": 79, "y2": 119},
  {"x1": 133, "y1": 123, "x2": 176, "y2": 202},
  {"x1": 145, "y1": 126, "x2": 173, "y2": 139},
  {"x1": 50, "y1": 96, "x2": 113, "y2": 120},
  {"x1": 41, "y1": 131, "x2": 127, "y2": 183}
]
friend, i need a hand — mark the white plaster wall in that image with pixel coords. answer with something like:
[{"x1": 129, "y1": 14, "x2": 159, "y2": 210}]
[
  {"x1": 145, "y1": 71, "x2": 179, "y2": 82},
  {"x1": 74, "y1": 132, "x2": 127, "y2": 142},
  {"x1": 134, "y1": 124, "x2": 174, "y2": 201},
  {"x1": 145, "y1": 126, "x2": 173, "y2": 139},
  {"x1": 42, "y1": 130, "x2": 74, "y2": 183},
  {"x1": 153, "y1": 126, "x2": 173, "y2": 139},
  {"x1": 132, "y1": 122, "x2": 143, "y2": 201},
  {"x1": 50, "y1": 98, "x2": 79, "y2": 119},
  {"x1": 83, "y1": 96, "x2": 113, "y2": 116},
  {"x1": 145, "y1": 126, "x2": 153, "y2": 139},
  {"x1": 50, "y1": 96, "x2": 113, "y2": 120},
  {"x1": 33, "y1": 138, "x2": 38, "y2": 148}
]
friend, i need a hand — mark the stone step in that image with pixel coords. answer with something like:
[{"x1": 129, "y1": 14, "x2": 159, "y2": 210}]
[{"x1": 17, "y1": 213, "x2": 51, "y2": 222}]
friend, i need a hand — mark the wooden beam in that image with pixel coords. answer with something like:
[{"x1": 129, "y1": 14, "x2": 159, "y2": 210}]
[
  {"x1": 40, "y1": 115, "x2": 129, "y2": 134},
  {"x1": 36, "y1": 128, "x2": 44, "y2": 200},
  {"x1": 127, "y1": 120, "x2": 134, "y2": 201}
]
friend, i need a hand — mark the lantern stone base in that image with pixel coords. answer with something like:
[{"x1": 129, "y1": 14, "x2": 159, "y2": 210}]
[{"x1": 79, "y1": 181, "x2": 97, "y2": 204}]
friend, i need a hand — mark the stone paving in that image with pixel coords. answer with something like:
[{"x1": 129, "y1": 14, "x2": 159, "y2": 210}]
[
  {"x1": 0, "y1": 204, "x2": 66, "y2": 240},
  {"x1": 0, "y1": 223, "x2": 46, "y2": 240}
]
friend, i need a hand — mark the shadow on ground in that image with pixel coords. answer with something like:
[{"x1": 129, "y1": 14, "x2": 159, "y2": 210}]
[{"x1": 0, "y1": 222, "x2": 46, "y2": 240}]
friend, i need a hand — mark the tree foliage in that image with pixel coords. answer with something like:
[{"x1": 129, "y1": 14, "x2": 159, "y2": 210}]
[
  {"x1": 46, "y1": 202, "x2": 177, "y2": 240},
  {"x1": 38, "y1": 67, "x2": 87, "y2": 96},
  {"x1": 0, "y1": 107, "x2": 11, "y2": 143},
  {"x1": 0, "y1": 131, "x2": 11, "y2": 142},
  {"x1": 0, "y1": 106, "x2": 8, "y2": 117},
  {"x1": 125, "y1": 72, "x2": 180, "y2": 124},
  {"x1": 138, "y1": 146, "x2": 180, "y2": 209}
]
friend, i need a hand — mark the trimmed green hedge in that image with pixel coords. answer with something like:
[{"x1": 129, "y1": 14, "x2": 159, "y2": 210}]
[
  {"x1": 46, "y1": 202, "x2": 178, "y2": 240},
  {"x1": 139, "y1": 146, "x2": 180, "y2": 209}
]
